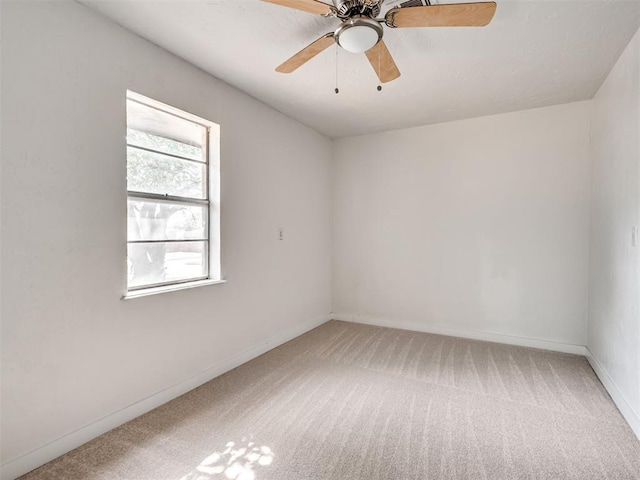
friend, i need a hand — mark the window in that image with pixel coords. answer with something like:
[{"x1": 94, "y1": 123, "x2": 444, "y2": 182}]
[{"x1": 125, "y1": 91, "x2": 221, "y2": 296}]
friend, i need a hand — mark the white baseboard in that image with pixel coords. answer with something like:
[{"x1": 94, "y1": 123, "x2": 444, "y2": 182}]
[
  {"x1": 1, "y1": 314, "x2": 331, "y2": 480},
  {"x1": 331, "y1": 312, "x2": 587, "y2": 356},
  {"x1": 585, "y1": 347, "x2": 640, "y2": 441}
]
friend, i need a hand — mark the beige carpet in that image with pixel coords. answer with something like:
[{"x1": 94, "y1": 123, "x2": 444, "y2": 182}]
[{"x1": 20, "y1": 320, "x2": 640, "y2": 480}]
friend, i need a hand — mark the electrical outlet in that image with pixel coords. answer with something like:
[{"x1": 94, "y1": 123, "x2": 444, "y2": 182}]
[{"x1": 278, "y1": 227, "x2": 284, "y2": 241}]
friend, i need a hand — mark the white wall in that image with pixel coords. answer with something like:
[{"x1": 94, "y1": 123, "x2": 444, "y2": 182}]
[
  {"x1": 0, "y1": 0, "x2": 331, "y2": 475},
  {"x1": 588, "y1": 28, "x2": 640, "y2": 436},
  {"x1": 332, "y1": 102, "x2": 591, "y2": 349}
]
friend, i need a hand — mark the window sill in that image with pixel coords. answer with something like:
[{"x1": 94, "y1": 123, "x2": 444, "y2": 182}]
[{"x1": 122, "y1": 278, "x2": 226, "y2": 300}]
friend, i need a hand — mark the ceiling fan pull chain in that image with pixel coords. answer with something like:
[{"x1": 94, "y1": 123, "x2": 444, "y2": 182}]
[
  {"x1": 335, "y1": 44, "x2": 340, "y2": 94},
  {"x1": 377, "y1": 46, "x2": 382, "y2": 91}
]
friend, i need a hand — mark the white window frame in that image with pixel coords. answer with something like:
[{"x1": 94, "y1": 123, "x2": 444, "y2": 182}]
[{"x1": 123, "y1": 91, "x2": 223, "y2": 299}]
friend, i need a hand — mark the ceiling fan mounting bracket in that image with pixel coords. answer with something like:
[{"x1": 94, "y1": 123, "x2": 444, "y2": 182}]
[
  {"x1": 322, "y1": 5, "x2": 339, "y2": 17},
  {"x1": 384, "y1": 8, "x2": 400, "y2": 28}
]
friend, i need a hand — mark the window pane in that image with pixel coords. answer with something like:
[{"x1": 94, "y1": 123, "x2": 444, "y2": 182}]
[
  {"x1": 127, "y1": 99, "x2": 204, "y2": 160},
  {"x1": 127, "y1": 129, "x2": 203, "y2": 162},
  {"x1": 127, "y1": 199, "x2": 208, "y2": 241},
  {"x1": 127, "y1": 147, "x2": 206, "y2": 199},
  {"x1": 127, "y1": 241, "x2": 207, "y2": 289}
]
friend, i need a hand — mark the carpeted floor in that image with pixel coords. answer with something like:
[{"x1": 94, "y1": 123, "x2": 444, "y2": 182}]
[{"x1": 20, "y1": 320, "x2": 640, "y2": 480}]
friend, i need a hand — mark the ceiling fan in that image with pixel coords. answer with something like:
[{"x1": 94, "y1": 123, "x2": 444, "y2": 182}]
[{"x1": 262, "y1": 0, "x2": 497, "y2": 83}]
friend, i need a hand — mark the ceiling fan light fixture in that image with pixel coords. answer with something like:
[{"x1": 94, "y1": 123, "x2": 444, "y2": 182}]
[{"x1": 335, "y1": 16, "x2": 383, "y2": 54}]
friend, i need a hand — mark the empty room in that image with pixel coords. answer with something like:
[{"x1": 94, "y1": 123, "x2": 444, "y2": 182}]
[{"x1": 1, "y1": 0, "x2": 639, "y2": 478}]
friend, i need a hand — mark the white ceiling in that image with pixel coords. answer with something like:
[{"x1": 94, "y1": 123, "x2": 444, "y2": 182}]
[{"x1": 80, "y1": 0, "x2": 640, "y2": 138}]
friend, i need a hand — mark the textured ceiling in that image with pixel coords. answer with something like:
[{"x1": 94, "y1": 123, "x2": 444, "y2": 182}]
[{"x1": 80, "y1": 0, "x2": 640, "y2": 138}]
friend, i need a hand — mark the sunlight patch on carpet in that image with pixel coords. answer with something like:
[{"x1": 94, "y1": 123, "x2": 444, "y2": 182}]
[{"x1": 180, "y1": 437, "x2": 274, "y2": 480}]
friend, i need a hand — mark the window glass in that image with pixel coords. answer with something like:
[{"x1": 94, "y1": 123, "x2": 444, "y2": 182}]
[{"x1": 127, "y1": 147, "x2": 207, "y2": 199}]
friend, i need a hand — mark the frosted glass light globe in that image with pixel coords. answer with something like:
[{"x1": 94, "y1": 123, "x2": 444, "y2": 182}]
[
  {"x1": 338, "y1": 25, "x2": 380, "y2": 53},
  {"x1": 335, "y1": 17, "x2": 383, "y2": 54}
]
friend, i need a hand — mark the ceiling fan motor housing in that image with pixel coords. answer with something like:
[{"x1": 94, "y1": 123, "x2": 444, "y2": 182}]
[{"x1": 333, "y1": 0, "x2": 381, "y2": 19}]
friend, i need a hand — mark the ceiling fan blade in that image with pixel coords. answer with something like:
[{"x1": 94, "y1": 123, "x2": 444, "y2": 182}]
[
  {"x1": 365, "y1": 40, "x2": 401, "y2": 83},
  {"x1": 386, "y1": 2, "x2": 497, "y2": 28},
  {"x1": 276, "y1": 33, "x2": 335, "y2": 73},
  {"x1": 262, "y1": 0, "x2": 333, "y2": 16}
]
